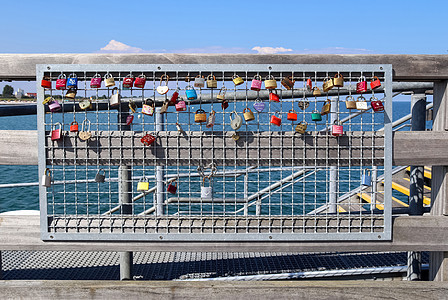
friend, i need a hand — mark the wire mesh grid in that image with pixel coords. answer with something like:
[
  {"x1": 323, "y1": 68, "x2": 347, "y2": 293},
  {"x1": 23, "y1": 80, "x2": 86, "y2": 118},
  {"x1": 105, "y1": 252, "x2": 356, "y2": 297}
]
[{"x1": 37, "y1": 64, "x2": 392, "y2": 241}]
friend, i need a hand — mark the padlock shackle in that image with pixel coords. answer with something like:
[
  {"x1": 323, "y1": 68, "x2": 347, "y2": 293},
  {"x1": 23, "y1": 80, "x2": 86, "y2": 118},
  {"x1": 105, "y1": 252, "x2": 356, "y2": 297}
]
[
  {"x1": 358, "y1": 75, "x2": 366, "y2": 82},
  {"x1": 357, "y1": 95, "x2": 366, "y2": 101},
  {"x1": 81, "y1": 119, "x2": 91, "y2": 131},
  {"x1": 370, "y1": 96, "x2": 379, "y2": 101},
  {"x1": 68, "y1": 73, "x2": 77, "y2": 78},
  {"x1": 299, "y1": 121, "x2": 308, "y2": 125},
  {"x1": 288, "y1": 109, "x2": 296, "y2": 113},
  {"x1": 159, "y1": 74, "x2": 169, "y2": 85},
  {"x1": 207, "y1": 74, "x2": 216, "y2": 80},
  {"x1": 70, "y1": 121, "x2": 78, "y2": 126},
  {"x1": 145, "y1": 98, "x2": 154, "y2": 106},
  {"x1": 363, "y1": 168, "x2": 371, "y2": 176},
  {"x1": 232, "y1": 74, "x2": 241, "y2": 79},
  {"x1": 97, "y1": 168, "x2": 106, "y2": 175},
  {"x1": 195, "y1": 75, "x2": 204, "y2": 79},
  {"x1": 104, "y1": 73, "x2": 113, "y2": 79},
  {"x1": 243, "y1": 107, "x2": 252, "y2": 113},
  {"x1": 58, "y1": 73, "x2": 66, "y2": 79},
  {"x1": 346, "y1": 95, "x2": 355, "y2": 101},
  {"x1": 265, "y1": 74, "x2": 275, "y2": 80},
  {"x1": 92, "y1": 73, "x2": 101, "y2": 78},
  {"x1": 334, "y1": 73, "x2": 344, "y2": 78},
  {"x1": 371, "y1": 75, "x2": 380, "y2": 82},
  {"x1": 53, "y1": 122, "x2": 62, "y2": 130},
  {"x1": 253, "y1": 74, "x2": 262, "y2": 80},
  {"x1": 195, "y1": 109, "x2": 206, "y2": 114},
  {"x1": 44, "y1": 168, "x2": 51, "y2": 176}
]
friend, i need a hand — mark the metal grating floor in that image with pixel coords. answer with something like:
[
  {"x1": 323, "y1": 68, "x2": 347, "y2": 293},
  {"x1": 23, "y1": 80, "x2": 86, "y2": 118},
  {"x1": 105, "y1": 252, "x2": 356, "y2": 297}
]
[{"x1": 1, "y1": 251, "x2": 429, "y2": 280}]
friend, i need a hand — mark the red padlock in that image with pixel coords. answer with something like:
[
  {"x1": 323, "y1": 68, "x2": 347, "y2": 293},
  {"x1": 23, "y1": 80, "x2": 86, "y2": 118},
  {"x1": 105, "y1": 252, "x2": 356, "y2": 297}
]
[
  {"x1": 90, "y1": 74, "x2": 102, "y2": 88},
  {"x1": 269, "y1": 91, "x2": 280, "y2": 102},
  {"x1": 170, "y1": 89, "x2": 179, "y2": 105},
  {"x1": 356, "y1": 76, "x2": 368, "y2": 93},
  {"x1": 56, "y1": 74, "x2": 67, "y2": 90},
  {"x1": 41, "y1": 76, "x2": 52, "y2": 89},
  {"x1": 51, "y1": 122, "x2": 62, "y2": 141},
  {"x1": 70, "y1": 121, "x2": 78, "y2": 132},
  {"x1": 126, "y1": 114, "x2": 134, "y2": 125},
  {"x1": 306, "y1": 78, "x2": 313, "y2": 91},
  {"x1": 370, "y1": 97, "x2": 384, "y2": 112},
  {"x1": 270, "y1": 114, "x2": 282, "y2": 126},
  {"x1": 287, "y1": 109, "x2": 297, "y2": 121},
  {"x1": 167, "y1": 179, "x2": 177, "y2": 194},
  {"x1": 134, "y1": 74, "x2": 146, "y2": 88},
  {"x1": 123, "y1": 74, "x2": 134, "y2": 88},
  {"x1": 370, "y1": 76, "x2": 381, "y2": 90},
  {"x1": 141, "y1": 133, "x2": 156, "y2": 146},
  {"x1": 331, "y1": 121, "x2": 343, "y2": 137}
]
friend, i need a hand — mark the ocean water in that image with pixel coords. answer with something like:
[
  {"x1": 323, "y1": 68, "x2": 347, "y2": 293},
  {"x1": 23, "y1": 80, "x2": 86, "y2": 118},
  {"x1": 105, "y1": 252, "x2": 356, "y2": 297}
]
[{"x1": 0, "y1": 100, "x2": 427, "y2": 214}]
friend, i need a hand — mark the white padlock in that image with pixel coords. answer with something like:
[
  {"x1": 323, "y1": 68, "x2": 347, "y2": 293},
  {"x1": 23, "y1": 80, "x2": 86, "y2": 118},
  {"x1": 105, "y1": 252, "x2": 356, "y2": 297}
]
[
  {"x1": 201, "y1": 177, "x2": 213, "y2": 199},
  {"x1": 110, "y1": 87, "x2": 121, "y2": 107},
  {"x1": 41, "y1": 168, "x2": 51, "y2": 187}
]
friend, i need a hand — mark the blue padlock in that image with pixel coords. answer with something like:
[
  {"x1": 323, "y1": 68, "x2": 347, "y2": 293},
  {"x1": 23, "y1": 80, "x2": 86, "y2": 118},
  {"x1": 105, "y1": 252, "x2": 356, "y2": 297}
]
[
  {"x1": 361, "y1": 169, "x2": 372, "y2": 186},
  {"x1": 185, "y1": 85, "x2": 197, "y2": 100},
  {"x1": 67, "y1": 73, "x2": 78, "y2": 89}
]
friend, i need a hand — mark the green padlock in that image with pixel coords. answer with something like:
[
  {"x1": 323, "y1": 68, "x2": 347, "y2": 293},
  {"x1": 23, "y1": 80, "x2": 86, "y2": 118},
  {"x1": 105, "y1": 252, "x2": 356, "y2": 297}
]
[{"x1": 311, "y1": 110, "x2": 322, "y2": 122}]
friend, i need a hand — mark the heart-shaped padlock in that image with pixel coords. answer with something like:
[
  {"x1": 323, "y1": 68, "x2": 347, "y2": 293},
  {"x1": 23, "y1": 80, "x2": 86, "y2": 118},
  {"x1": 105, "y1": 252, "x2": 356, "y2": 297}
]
[
  {"x1": 253, "y1": 99, "x2": 265, "y2": 112},
  {"x1": 229, "y1": 110, "x2": 243, "y2": 130},
  {"x1": 297, "y1": 99, "x2": 310, "y2": 111},
  {"x1": 157, "y1": 74, "x2": 169, "y2": 95}
]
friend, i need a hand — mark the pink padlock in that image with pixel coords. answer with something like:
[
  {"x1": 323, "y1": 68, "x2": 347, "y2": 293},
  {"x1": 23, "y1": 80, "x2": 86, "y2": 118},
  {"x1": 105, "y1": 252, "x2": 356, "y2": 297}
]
[
  {"x1": 175, "y1": 99, "x2": 187, "y2": 111},
  {"x1": 332, "y1": 121, "x2": 343, "y2": 136},
  {"x1": 250, "y1": 75, "x2": 262, "y2": 91},
  {"x1": 51, "y1": 122, "x2": 62, "y2": 141},
  {"x1": 90, "y1": 74, "x2": 102, "y2": 88},
  {"x1": 126, "y1": 114, "x2": 134, "y2": 125},
  {"x1": 48, "y1": 100, "x2": 61, "y2": 112},
  {"x1": 56, "y1": 74, "x2": 67, "y2": 90},
  {"x1": 356, "y1": 76, "x2": 368, "y2": 93}
]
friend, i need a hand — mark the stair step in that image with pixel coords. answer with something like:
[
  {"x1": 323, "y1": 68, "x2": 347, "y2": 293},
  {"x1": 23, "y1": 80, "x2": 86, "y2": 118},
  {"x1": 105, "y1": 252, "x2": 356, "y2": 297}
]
[
  {"x1": 356, "y1": 192, "x2": 384, "y2": 210},
  {"x1": 391, "y1": 181, "x2": 431, "y2": 205},
  {"x1": 402, "y1": 177, "x2": 431, "y2": 190}
]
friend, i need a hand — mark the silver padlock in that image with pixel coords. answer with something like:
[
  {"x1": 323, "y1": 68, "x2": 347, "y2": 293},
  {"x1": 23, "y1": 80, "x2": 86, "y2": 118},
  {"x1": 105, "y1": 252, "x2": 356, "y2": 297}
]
[
  {"x1": 110, "y1": 87, "x2": 121, "y2": 107},
  {"x1": 95, "y1": 169, "x2": 106, "y2": 183},
  {"x1": 206, "y1": 110, "x2": 216, "y2": 128},
  {"x1": 201, "y1": 178, "x2": 213, "y2": 199},
  {"x1": 229, "y1": 110, "x2": 243, "y2": 130},
  {"x1": 194, "y1": 75, "x2": 205, "y2": 88},
  {"x1": 41, "y1": 168, "x2": 51, "y2": 187}
]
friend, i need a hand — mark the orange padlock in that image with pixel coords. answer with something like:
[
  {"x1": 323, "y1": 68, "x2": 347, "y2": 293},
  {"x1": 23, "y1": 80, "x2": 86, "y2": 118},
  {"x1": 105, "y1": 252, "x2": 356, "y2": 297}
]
[{"x1": 287, "y1": 109, "x2": 297, "y2": 121}]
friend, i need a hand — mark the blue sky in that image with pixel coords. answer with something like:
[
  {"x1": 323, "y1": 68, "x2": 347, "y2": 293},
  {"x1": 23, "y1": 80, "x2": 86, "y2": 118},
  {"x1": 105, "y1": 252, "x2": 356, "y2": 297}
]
[{"x1": 1, "y1": 0, "x2": 446, "y2": 55}]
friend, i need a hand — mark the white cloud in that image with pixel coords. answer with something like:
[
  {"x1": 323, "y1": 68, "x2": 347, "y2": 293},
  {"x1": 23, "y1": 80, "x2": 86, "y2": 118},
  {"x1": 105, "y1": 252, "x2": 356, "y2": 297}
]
[
  {"x1": 252, "y1": 46, "x2": 293, "y2": 54},
  {"x1": 99, "y1": 40, "x2": 145, "y2": 53}
]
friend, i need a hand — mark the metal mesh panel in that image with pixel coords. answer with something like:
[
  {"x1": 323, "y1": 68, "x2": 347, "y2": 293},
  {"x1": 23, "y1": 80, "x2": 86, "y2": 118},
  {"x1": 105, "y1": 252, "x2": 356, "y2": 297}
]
[{"x1": 37, "y1": 64, "x2": 392, "y2": 241}]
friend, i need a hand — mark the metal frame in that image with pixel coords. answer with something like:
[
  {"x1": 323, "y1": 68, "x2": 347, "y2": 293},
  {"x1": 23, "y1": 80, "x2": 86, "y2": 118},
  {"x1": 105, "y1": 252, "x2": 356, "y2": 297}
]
[{"x1": 37, "y1": 64, "x2": 392, "y2": 242}]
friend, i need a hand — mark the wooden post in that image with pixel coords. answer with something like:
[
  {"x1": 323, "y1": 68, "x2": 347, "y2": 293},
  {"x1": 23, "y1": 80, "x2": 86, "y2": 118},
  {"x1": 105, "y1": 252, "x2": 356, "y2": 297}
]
[{"x1": 429, "y1": 81, "x2": 448, "y2": 281}]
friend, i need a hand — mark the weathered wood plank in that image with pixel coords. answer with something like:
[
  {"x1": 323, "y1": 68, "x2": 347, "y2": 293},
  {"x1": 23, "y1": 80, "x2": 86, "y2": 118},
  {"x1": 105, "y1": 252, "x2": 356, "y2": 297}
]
[{"x1": 0, "y1": 54, "x2": 448, "y2": 80}]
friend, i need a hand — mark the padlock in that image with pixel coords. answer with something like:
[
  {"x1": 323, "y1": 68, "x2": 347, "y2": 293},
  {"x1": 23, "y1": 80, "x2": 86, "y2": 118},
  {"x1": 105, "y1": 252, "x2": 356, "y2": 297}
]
[
  {"x1": 56, "y1": 74, "x2": 67, "y2": 90},
  {"x1": 160, "y1": 100, "x2": 169, "y2": 114},
  {"x1": 243, "y1": 107, "x2": 255, "y2": 122},
  {"x1": 270, "y1": 113, "x2": 282, "y2": 126},
  {"x1": 287, "y1": 109, "x2": 297, "y2": 121},
  {"x1": 195, "y1": 109, "x2": 207, "y2": 123},
  {"x1": 126, "y1": 114, "x2": 134, "y2": 125},
  {"x1": 264, "y1": 75, "x2": 277, "y2": 90},
  {"x1": 269, "y1": 91, "x2": 280, "y2": 102},
  {"x1": 356, "y1": 95, "x2": 368, "y2": 110},
  {"x1": 90, "y1": 74, "x2": 102, "y2": 88},
  {"x1": 229, "y1": 110, "x2": 243, "y2": 130},
  {"x1": 250, "y1": 75, "x2": 262, "y2": 91},
  {"x1": 295, "y1": 121, "x2": 308, "y2": 134},
  {"x1": 253, "y1": 99, "x2": 265, "y2": 112},
  {"x1": 281, "y1": 76, "x2": 295, "y2": 90},
  {"x1": 134, "y1": 74, "x2": 147, "y2": 88},
  {"x1": 232, "y1": 74, "x2": 244, "y2": 86},
  {"x1": 142, "y1": 98, "x2": 155, "y2": 116},
  {"x1": 321, "y1": 99, "x2": 331, "y2": 116},
  {"x1": 48, "y1": 99, "x2": 61, "y2": 112},
  {"x1": 341, "y1": 96, "x2": 355, "y2": 110},
  {"x1": 42, "y1": 96, "x2": 53, "y2": 105},
  {"x1": 206, "y1": 75, "x2": 217, "y2": 88},
  {"x1": 370, "y1": 76, "x2": 381, "y2": 90},
  {"x1": 206, "y1": 110, "x2": 216, "y2": 128},
  {"x1": 95, "y1": 169, "x2": 106, "y2": 183},
  {"x1": 201, "y1": 178, "x2": 213, "y2": 199},
  {"x1": 41, "y1": 76, "x2": 52, "y2": 89},
  {"x1": 67, "y1": 73, "x2": 78, "y2": 89},
  {"x1": 51, "y1": 122, "x2": 62, "y2": 141},
  {"x1": 333, "y1": 73, "x2": 344, "y2": 87},
  {"x1": 65, "y1": 88, "x2": 77, "y2": 99},
  {"x1": 175, "y1": 99, "x2": 187, "y2": 111},
  {"x1": 176, "y1": 122, "x2": 185, "y2": 133},
  {"x1": 70, "y1": 121, "x2": 78, "y2": 132},
  {"x1": 322, "y1": 77, "x2": 334, "y2": 92},
  {"x1": 79, "y1": 119, "x2": 92, "y2": 141},
  {"x1": 356, "y1": 76, "x2": 368, "y2": 93},
  {"x1": 297, "y1": 98, "x2": 310, "y2": 111},
  {"x1": 128, "y1": 99, "x2": 137, "y2": 113},
  {"x1": 79, "y1": 98, "x2": 92, "y2": 110},
  {"x1": 312, "y1": 87, "x2": 322, "y2": 96},
  {"x1": 194, "y1": 75, "x2": 205, "y2": 88},
  {"x1": 221, "y1": 100, "x2": 229, "y2": 110},
  {"x1": 232, "y1": 132, "x2": 240, "y2": 141},
  {"x1": 332, "y1": 121, "x2": 343, "y2": 137},
  {"x1": 41, "y1": 168, "x2": 52, "y2": 187},
  {"x1": 167, "y1": 179, "x2": 177, "y2": 194},
  {"x1": 104, "y1": 73, "x2": 115, "y2": 87},
  {"x1": 311, "y1": 110, "x2": 322, "y2": 122},
  {"x1": 137, "y1": 177, "x2": 149, "y2": 192},
  {"x1": 361, "y1": 168, "x2": 372, "y2": 186},
  {"x1": 217, "y1": 86, "x2": 226, "y2": 100},
  {"x1": 141, "y1": 133, "x2": 156, "y2": 146},
  {"x1": 170, "y1": 89, "x2": 179, "y2": 105},
  {"x1": 122, "y1": 74, "x2": 134, "y2": 88},
  {"x1": 109, "y1": 87, "x2": 121, "y2": 107},
  {"x1": 185, "y1": 85, "x2": 197, "y2": 100},
  {"x1": 371, "y1": 96, "x2": 384, "y2": 112},
  {"x1": 156, "y1": 74, "x2": 170, "y2": 95},
  {"x1": 306, "y1": 78, "x2": 313, "y2": 91}
]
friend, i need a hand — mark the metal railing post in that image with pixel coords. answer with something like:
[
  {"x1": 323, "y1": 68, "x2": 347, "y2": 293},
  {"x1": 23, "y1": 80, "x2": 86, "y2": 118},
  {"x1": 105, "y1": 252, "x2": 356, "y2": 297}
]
[
  {"x1": 155, "y1": 107, "x2": 165, "y2": 216},
  {"x1": 329, "y1": 96, "x2": 338, "y2": 214}
]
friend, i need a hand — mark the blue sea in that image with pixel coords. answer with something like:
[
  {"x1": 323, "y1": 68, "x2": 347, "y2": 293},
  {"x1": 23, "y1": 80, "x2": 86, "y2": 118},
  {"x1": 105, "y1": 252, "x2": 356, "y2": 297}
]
[{"x1": 0, "y1": 100, "x2": 430, "y2": 214}]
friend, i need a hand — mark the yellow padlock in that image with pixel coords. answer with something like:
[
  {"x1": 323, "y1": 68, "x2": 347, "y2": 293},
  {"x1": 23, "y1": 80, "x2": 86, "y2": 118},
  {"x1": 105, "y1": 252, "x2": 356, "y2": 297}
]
[
  {"x1": 195, "y1": 109, "x2": 207, "y2": 123},
  {"x1": 104, "y1": 73, "x2": 115, "y2": 87},
  {"x1": 333, "y1": 73, "x2": 344, "y2": 87},
  {"x1": 264, "y1": 75, "x2": 277, "y2": 90},
  {"x1": 322, "y1": 77, "x2": 334, "y2": 92},
  {"x1": 243, "y1": 107, "x2": 255, "y2": 121},
  {"x1": 65, "y1": 88, "x2": 77, "y2": 99},
  {"x1": 295, "y1": 121, "x2": 308, "y2": 134},
  {"x1": 206, "y1": 75, "x2": 217, "y2": 88},
  {"x1": 232, "y1": 75, "x2": 244, "y2": 86},
  {"x1": 137, "y1": 177, "x2": 149, "y2": 192},
  {"x1": 217, "y1": 86, "x2": 226, "y2": 100},
  {"x1": 321, "y1": 99, "x2": 331, "y2": 116},
  {"x1": 312, "y1": 87, "x2": 322, "y2": 96},
  {"x1": 345, "y1": 95, "x2": 357, "y2": 109}
]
